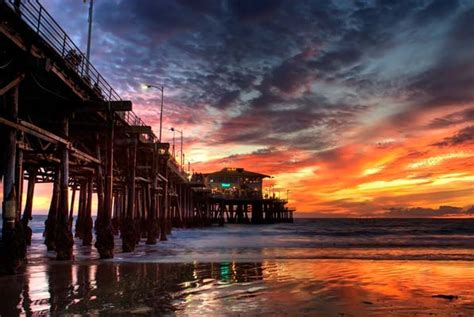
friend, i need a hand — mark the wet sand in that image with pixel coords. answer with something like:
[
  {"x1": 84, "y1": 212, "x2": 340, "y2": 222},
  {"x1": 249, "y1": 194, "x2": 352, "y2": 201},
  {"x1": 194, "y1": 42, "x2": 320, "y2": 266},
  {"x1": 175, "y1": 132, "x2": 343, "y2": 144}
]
[{"x1": 1, "y1": 259, "x2": 474, "y2": 316}]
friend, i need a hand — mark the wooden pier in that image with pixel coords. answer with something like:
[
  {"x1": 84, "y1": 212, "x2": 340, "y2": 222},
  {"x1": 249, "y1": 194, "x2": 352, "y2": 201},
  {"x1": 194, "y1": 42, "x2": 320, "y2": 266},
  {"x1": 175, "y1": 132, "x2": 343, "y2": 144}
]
[
  {"x1": 209, "y1": 198, "x2": 294, "y2": 225},
  {"x1": 0, "y1": 0, "x2": 293, "y2": 275}
]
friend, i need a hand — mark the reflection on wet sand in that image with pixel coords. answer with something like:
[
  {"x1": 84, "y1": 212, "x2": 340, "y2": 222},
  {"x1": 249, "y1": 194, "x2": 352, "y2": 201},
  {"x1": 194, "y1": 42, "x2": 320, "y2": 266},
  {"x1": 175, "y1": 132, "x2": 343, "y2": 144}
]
[{"x1": 1, "y1": 260, "x2": 474, "y2": 316}]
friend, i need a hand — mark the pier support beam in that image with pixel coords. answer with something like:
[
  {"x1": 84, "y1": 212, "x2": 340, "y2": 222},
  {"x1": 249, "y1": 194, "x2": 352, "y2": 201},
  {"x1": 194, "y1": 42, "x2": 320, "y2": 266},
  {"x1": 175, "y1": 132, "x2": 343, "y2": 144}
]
[
  {"x1": 75, "y1": 181, "x2": 86, "y2": 239},
  {"x1": 21, "y1": 169, "x2": 37, "y2": 246},
  {"x1": 68, "y1": 184, "x2": 76, "y2": 231},
  {"x1": 95, "y1": 118, "x2": 115, "y2": 259},
  {"x1": 44, "y1": 167, "x2": 60, "y2": 251},
  {"x1": 0, "y1": 85, "x2": 25, "y2": 274},
  {"x1": 55, "y1": 117, "x2": 74, "y2": 260},
  {"x1": 159, "y1": 154, "x2": 169, "y2": 241},
  {"x1": 82, "y1": 177, "x2": 93, "y2": 246},
  {"x1": 146, "y1": 145, "x2": 159, "y2": 244},
  {"x1": 122, "y1": 138, "x2": 137, "y2": 252}
]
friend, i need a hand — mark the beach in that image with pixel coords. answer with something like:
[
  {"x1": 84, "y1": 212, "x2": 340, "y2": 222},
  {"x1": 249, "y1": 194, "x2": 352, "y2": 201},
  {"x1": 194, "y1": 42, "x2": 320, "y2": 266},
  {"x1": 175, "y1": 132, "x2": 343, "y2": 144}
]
[
  {"x1": 1, "y1": 218, "x2": 474, "y2": 316},
  {"x1": 2, "y1": 1, "x2": 474, "y2": 315},
  {"x1": 2, "y1": 259, "x2": 474, "y2": 316}
]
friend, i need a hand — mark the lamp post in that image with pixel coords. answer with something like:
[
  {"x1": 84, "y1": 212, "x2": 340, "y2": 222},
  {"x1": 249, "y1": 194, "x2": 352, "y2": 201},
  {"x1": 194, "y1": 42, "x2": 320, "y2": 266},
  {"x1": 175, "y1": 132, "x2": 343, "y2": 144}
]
[
  {"x1": 84, "y1": 0, "x2": 94, "y2": 75},
  {"x1": 170, "y1": 127, "x2": 183, "y2": 169},
  {"x1": 143, "y1": 84, "x2": 164, "y2": 142},
  {"x1": 85, "y1": 0, "x2": 94, "y2": 60},
  {"x1": 170, "y1": 127, "x2": 176, "y2": 159}
]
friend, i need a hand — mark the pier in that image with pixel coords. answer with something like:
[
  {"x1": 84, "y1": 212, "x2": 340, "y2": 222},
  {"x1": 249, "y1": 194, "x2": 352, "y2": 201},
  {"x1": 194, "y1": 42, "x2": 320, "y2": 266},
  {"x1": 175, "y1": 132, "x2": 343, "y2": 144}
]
[{"x1": 0, "y1": 0, "x2": 292, "y2": 274}]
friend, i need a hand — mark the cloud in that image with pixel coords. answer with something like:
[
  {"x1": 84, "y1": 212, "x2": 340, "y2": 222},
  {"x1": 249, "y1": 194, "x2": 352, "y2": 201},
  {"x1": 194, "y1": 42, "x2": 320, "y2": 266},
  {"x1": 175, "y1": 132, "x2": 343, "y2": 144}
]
[
  {"x1": 228, "y1": 0, "x2": 282, "y2": 21},
  {"x1": 260, "y1": 47, "x2": 317, "y2": 96},
  {"x1": 415, "y1": 0, "x2": 460, "y2": 23},
  {"x1": 33, "y1": 0, "x2": 474, "y2": 214},
  {"x1": 384, "y1": 205, "x2": 468, "y2": 218},
  {"x1": 428, "y1": 107, "x2": 474, "y2": 128},
  {"x1": 433, "y1": 126, "x2": 474, "y2": 147},
  {"x1": 399, "y1": 7, "x2": 474, "y2": 110}
]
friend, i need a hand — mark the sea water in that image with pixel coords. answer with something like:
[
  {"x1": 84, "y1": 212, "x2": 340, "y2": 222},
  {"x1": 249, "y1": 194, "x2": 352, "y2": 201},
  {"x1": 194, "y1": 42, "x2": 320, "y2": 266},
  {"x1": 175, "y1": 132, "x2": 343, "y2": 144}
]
[{"x1": 1, "y1": 217, "x2": 473, "y2": 316}]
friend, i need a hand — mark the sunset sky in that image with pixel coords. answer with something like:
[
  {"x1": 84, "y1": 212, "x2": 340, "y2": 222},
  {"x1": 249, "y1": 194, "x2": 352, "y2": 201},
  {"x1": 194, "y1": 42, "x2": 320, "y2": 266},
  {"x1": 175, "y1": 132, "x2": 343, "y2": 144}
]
[{"x1": 19, "y1": 0, "x2": 474, "y2": 216}]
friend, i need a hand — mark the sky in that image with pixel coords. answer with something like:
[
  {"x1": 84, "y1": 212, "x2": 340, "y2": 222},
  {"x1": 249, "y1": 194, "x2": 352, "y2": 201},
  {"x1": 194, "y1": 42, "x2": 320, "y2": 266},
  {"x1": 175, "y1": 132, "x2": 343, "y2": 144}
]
[{"x1": 15, "y1": 0, "x2": 474, "y2": 216}]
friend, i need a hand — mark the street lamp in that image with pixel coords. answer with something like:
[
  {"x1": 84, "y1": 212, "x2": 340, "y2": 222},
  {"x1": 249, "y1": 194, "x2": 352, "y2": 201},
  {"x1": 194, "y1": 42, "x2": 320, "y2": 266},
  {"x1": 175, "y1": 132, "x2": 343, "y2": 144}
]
[
  {"x1": 142, "y1": 84, "x2": 164, "y2": 142},
  {"x1": 169, "y1": 127, "x2": 176, "y2": 159},
  {"x1": 170, "y1": 127, "x2": 183, "y2": 169},
  {"x1": 84, "y1": 0, "x2": 94, "y2": 75}
]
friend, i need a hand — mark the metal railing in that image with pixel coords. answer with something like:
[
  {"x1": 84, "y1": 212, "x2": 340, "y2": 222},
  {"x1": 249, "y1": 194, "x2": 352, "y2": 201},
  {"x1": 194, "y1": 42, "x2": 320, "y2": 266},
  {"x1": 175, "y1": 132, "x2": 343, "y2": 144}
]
[{"x1": 4, "y1": 0, "x2": 151, "y2": 133}]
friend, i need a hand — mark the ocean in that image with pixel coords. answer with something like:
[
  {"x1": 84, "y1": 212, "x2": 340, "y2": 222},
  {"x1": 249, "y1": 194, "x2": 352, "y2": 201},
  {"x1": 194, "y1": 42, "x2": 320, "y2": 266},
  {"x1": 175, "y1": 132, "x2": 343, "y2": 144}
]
[{"x1": 1, "y1": 217, "x2": 474, "y2": 316}]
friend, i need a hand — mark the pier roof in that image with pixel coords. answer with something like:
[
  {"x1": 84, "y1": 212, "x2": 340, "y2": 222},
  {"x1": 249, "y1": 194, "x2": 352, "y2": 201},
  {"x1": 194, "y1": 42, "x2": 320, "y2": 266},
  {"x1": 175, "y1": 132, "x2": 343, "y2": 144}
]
[{"x1": 206, "y1": 168, "x2": 270, "y2": 179}]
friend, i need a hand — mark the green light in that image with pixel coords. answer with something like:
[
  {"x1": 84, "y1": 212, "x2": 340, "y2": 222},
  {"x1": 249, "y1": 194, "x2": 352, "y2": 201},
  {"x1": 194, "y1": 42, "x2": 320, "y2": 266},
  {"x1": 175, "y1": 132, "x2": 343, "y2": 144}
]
[
  {"x1": 221, "y1": 183, "x2": 231, "y2": 188},
  {"x1": 220, "y1": 262, "x2": 231, "y2": 281}
]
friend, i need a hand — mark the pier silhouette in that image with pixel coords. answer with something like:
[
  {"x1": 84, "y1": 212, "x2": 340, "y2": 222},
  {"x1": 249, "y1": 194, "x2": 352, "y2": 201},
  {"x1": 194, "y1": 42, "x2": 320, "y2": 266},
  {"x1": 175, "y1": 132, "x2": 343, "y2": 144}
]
[{"x1": 0, "y1": 0, "x2": 292, "y2": 274}]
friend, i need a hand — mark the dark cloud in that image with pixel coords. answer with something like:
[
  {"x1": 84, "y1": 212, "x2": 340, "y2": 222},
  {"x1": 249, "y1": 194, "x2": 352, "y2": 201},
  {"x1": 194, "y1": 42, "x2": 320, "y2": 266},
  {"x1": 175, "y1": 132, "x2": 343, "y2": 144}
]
[
  {"x1": 208, "y1": 99, "x2": 365, "y2": 151},
  {"x1": 177, "y1": 0, "x2": 222, "y2": 15},
  {"x1": 428, "y1": 108, "x2": 474, "y2": 128},
  {"x1": 214, "y1": 90, "x2": 240, "y2": 109},
  {"x1": 95, "y1": 1, "x2": 204, "y2": 43},
  {"x1": 41, "y1": 0, "x2": 474, "y2": 154},
  {"x1": 260, "y1": 48, "x2": 317, "y2": 95},
  {"x1": 384, "y1": 205, "x2": 467, "y2": 218},
  {"x1": 403, "y1": 7, "x2": 474, "y2": 109},
  {"x1": 432, "y1": 126, "x2": 474, "y2": 147},
  {"x1": 228, "y1": 0, "x2": 282, "y2": 21},
  {"x1": 251, "y1": 147, "x2": 278, "y2": 155},
  {"x1": 415, "y1": 0, "x2": 460, "y2": 23}
]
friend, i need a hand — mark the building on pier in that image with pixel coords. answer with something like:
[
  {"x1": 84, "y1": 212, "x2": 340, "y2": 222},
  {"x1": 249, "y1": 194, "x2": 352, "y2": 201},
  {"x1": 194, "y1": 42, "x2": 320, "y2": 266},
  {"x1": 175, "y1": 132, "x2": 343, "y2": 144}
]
[
  {"x1": 206, "y1": 168, "x2": 269, "y2": 199},
  {"x1": 203, "y1": 168, "x2": 294, "y2": 225}
]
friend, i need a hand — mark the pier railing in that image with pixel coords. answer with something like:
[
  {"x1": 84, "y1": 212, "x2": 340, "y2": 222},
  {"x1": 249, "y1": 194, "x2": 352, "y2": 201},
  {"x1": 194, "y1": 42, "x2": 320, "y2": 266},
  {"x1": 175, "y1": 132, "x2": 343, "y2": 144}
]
[{"x1": 4, "y1": 0, "x2": 150, "y2": 132}]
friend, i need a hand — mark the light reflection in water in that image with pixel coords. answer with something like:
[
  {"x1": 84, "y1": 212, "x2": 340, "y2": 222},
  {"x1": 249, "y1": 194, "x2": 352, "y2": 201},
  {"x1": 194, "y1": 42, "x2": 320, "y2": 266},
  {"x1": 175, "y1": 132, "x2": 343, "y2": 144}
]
[{"x1": 0, "y1": 260, "x2": 473, "y2": 316}]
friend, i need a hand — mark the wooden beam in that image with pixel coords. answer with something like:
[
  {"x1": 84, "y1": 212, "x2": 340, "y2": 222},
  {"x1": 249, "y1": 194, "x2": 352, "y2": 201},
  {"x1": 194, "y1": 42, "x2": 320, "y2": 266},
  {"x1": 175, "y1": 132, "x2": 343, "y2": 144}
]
[
  {"x1": 72, "y1": 100, "x2": 132, "y2": 113},
  {"x1": 0, "y1": 73, "x2": 25, "y2": 96},
  {"x1": 70, "y1": 148, "x2": 100, "y2": 164},
  {"x1": 158, "y1": 173, "x2": 168, "y2": 183},
  {"x1": 17, "y1": 141, "x2": 33, "y2": 151},
  {"x1": 138, "y1": 142, "x2": 169, "y2": 150},
  {"x1": 19, "y1": 119, "x2": 68, "y2": 144},
  {"x1": 0, "y1": 117, "x2": 100, "y2": 164},
  {"x1": 114, "y1": 139, "x2": 135, "y2": 146},
  {"x1": 135, "y1": 177, "x2": 152, "y2": 183},
  {"x1": 119, "y1": 125, "x2": 153, "y2": 135}
]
